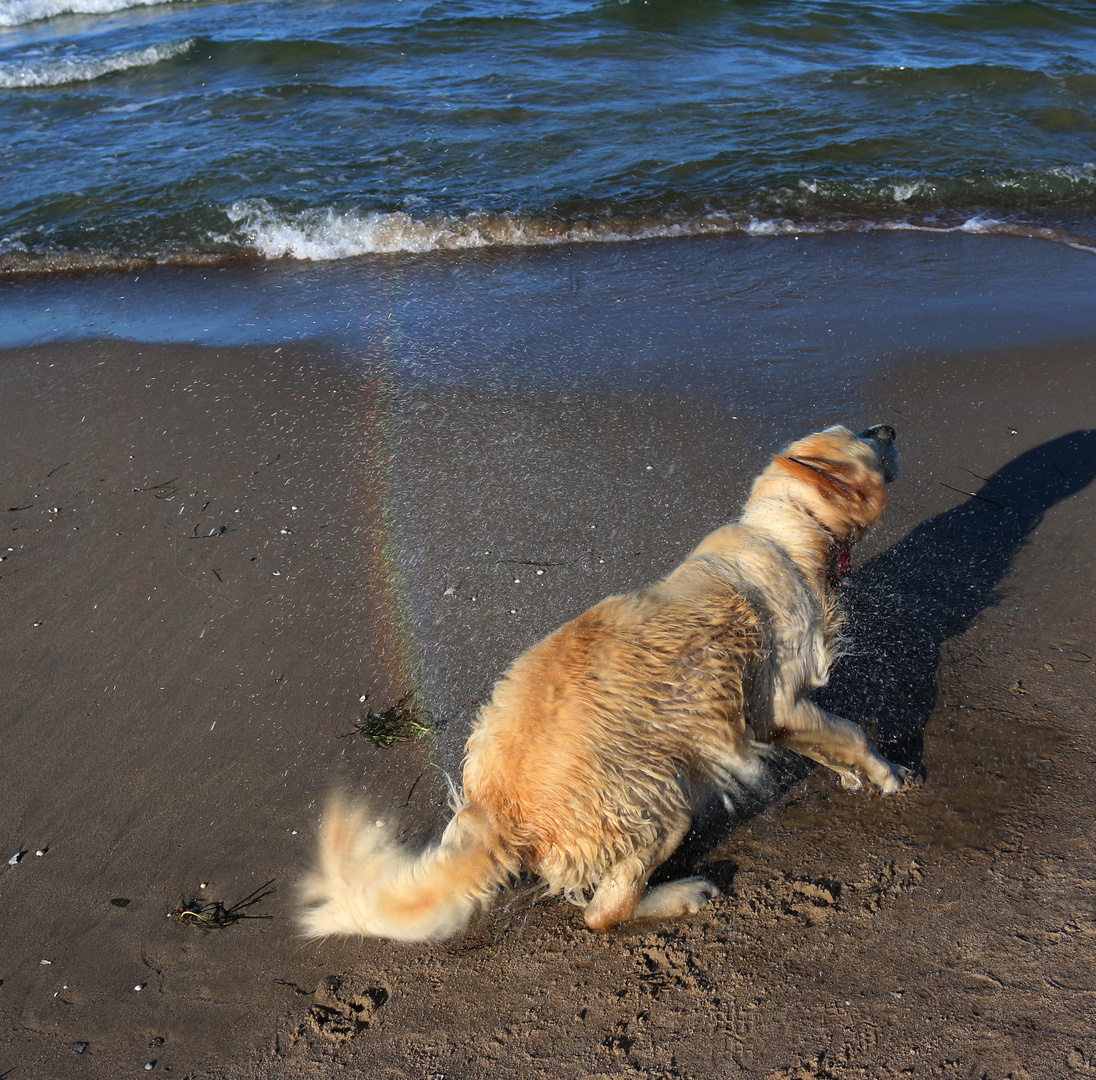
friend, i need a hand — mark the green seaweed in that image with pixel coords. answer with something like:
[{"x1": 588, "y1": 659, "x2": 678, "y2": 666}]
[{"x1": 349, "y1": 693, "x2": 432, "y2": 748}]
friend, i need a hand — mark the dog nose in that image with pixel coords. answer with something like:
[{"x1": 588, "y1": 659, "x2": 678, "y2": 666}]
[{"x1": 857, "y1": 424, "x2": 896, "y2": 443}]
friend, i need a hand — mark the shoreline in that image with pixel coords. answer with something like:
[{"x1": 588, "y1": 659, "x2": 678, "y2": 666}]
[{"x1": 3, "y1": 211, "x2": 1096, "y2": 281}]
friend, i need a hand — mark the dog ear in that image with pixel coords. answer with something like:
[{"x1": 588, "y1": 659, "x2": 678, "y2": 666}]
[{"x1": 772, "y1": 455, "x2": 856, "y2": 500}]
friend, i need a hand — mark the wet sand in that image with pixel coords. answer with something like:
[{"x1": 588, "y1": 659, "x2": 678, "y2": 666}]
[{"x1": 1, "y1": 235, "x2": 1095, "y2": 1079}]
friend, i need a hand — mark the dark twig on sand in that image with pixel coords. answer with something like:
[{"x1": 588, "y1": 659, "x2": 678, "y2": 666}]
[
  {"x1": 958, "y1": 467, "x2": 990, "y2": 483},
  {"x1": 134, "y1": 477, "x2": 179, "y2": 499},
  {"x1": 172, "y1": 880, "x2": 276, "y2": 928},
  {"x1": 403, "y1": 770, "x2": 426, "y2": 807},
  {"x1": 939, "y1": 481, "x2": 1006, "y2": 509}
]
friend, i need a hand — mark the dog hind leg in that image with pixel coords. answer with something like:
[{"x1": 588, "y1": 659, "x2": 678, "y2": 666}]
[
  {"x1": 583, "y1": 814, "x2": 718, "y2": 931},
  {"x1": 773, "y1": 699, "x2": 908, "y2": 793},
  {"x1": 632, "y1": 876, "x2": 722, "y2": 921}
]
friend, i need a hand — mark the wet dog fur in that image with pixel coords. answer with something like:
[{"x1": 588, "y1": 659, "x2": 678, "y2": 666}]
[{"x1": 300, "y1": 424, "x2": 907, "y2": 941}]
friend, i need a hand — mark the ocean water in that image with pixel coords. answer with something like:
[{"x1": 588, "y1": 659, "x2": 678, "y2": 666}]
[{"x1": 1, "y1": 0, "x2": 1095, "y2": 274}]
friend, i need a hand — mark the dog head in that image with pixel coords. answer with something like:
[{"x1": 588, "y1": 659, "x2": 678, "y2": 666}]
[{"x1": 749, "y1": 424, "x2": 898, "y2": 546}]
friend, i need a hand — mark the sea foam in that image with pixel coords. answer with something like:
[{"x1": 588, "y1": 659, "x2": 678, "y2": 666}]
[
  {"x1": 0, "y1": 38, "x2": 194, "y2": 87},
  {"x1": 219, "y1": 198, "x2": 1096, "y2": 263},
  {"x1": 224, "y1": 200, "x2": 766, "y2": 261},
  {"x1": 0, "y1": 0, "x2": 196, "y2": 25}
]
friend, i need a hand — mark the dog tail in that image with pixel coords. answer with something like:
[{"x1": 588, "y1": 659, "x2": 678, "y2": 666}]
[{"x1": 298, "y1": 795, "x2": 513, "y2": 942}]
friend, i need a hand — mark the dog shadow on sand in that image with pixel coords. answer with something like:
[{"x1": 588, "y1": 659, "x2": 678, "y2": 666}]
[{"x1": 660, "y1": 428, "x2": 1096, "y2": 887}]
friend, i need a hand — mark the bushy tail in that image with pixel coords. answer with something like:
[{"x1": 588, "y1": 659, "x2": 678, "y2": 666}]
[{"x1": 298, "y1": 796, "x2": 513, "y2": 942}]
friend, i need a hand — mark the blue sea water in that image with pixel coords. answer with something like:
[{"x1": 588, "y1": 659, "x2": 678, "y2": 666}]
[{"x1": 1, "y1": 0, "x2": 1095, "y2": 274}]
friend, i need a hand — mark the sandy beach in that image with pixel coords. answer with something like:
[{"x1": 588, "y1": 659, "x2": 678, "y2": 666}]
[{"x1": 2, "y1": 233, "x2": 1095, "y2": 1079}]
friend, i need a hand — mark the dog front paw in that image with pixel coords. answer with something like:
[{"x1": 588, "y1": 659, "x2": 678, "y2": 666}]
[
  {"x1": 681, "y1": 877, "x2": 722, "y2": 913},
  {"x1": 878, "y1": 762, "x2": 923, "y2": 794}
]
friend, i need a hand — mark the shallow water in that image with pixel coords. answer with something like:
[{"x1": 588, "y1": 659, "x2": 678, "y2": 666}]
[
  {"x1": 5, "y1": 233, "x2": 1096, "y2": 390},
  {"x1": 1, "y1": 0, "x2": 1095, "y2": 272}
]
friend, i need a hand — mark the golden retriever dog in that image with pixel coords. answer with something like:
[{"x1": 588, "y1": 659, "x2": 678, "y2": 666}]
[{"x1": 300, "y1": 424, "x2": 907, "y2": 941}]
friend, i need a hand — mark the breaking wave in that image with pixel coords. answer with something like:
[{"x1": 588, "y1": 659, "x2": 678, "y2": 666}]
[
  {"x1": 0, "y1": 38, "x2": 194, "y2": 87},
  {"x1": 5, "y1": 171, "x2": 1096, "y2": 278},
  {"x1": 221, "y1": 198, "x2": 1096, "y2": 262},
  {"x1": 221, "y1": 200, "x2": 740, "y2": 259},
  {"x1": 0, "y1": 0, "x2": 197, "y2": 26}
]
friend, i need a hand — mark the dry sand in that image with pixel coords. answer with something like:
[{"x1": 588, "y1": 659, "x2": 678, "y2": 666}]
[{"x1": 1, "y1": 241, "x2": 1095, "y2": 1080}]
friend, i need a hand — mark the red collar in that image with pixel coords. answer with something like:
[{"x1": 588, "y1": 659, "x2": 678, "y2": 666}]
[
  {"x1": 831, "y1": 536, "x2": 852, "y2": 584},
  {"x1": 795, "y1": 501, "x2": 852, "y2": 584}
]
